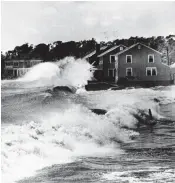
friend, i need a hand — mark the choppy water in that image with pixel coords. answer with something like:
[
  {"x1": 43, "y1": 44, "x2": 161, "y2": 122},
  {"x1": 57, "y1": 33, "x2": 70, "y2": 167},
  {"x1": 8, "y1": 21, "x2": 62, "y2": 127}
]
[{"x1": 1, "y1": 58, "x2": 175, "y2": 183}]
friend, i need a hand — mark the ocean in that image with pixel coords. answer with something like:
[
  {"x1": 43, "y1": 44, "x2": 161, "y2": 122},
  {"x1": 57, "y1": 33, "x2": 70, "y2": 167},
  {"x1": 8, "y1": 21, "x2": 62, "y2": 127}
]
[{"x1": 1, "y1": 57, "x2": 175, "y2": 183}]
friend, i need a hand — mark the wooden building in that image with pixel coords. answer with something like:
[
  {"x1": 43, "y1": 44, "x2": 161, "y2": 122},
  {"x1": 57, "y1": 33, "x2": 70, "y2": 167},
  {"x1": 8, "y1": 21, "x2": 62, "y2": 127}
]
[
  {"x1": 4, "y1": 59, "x2": 42, "y2": 78},
  {"x1": 88, "y1": 43, "x2": 171, "y2": 86}
]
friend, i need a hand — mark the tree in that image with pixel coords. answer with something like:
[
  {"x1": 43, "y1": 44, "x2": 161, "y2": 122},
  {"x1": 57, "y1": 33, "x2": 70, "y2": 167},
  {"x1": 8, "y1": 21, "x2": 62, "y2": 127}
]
[
  {"x1": 32, "y1": 43, "x2": 49, "y2": 61},
  {"x1": 156, "y1": 35, "x2": 175, "y2": 64},
  {"x1": 1, "y1": 52, "x2": 6, "y2": 78},
  {"x1": 14, "y1": 43, "x2": 33, "y2": 59}
]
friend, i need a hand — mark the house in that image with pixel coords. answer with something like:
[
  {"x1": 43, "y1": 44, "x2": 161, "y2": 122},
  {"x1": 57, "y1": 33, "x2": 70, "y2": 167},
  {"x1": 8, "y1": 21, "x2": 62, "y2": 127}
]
[
  {"x1": 94, "y1": 42, "x2": 171, "y2": 86},
  {"x1": 96, "y1": 44, "x2": 127, "y2": 81},
  {"x1": 4, "y1": 59, "x2": 42, "y2": 78},
  {"x1": 115, "y1": 43, "x2": 171, "y2": 85}
]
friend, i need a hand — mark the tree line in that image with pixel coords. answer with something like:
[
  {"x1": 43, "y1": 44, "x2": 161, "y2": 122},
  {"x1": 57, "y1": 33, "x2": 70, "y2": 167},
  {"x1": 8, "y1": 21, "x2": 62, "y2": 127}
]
[{"x1": 1, "y1": 35, "x2": 175, "y2": 78}]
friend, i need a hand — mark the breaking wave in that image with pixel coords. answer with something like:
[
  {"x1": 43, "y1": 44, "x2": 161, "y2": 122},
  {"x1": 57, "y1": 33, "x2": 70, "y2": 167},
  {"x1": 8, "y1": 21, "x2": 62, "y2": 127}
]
[
  {"x1": 18, "y1": 57, "x2": 94, "y2": 89},
  {"x1": 1, "y1": 57, "x2": 175, "y2": 183}
]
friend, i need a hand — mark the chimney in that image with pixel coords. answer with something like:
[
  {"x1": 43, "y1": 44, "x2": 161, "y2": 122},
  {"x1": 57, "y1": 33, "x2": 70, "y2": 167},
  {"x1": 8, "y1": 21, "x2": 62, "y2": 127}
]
[{"x1": 96, "y1": 44, "x2": 100, "y2": 55}]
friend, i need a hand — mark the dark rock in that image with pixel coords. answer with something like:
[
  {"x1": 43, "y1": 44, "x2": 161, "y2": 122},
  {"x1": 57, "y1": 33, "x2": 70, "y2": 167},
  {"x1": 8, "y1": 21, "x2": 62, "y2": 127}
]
[
  {"x1": 133, "y1": 110, "x2": 157, "y2": 128},
  {"x1": 53, "y1": 86, "x2": 73, "y2": 93},
  {"x1": 5, "y1": 142, "x2": 12, "y2": 146},
  {"x1": 154, "y1": 98, "x2": 160, "y2": 102},
  {"x1": 90, "y1": 108, "x2": 107, "y2": 115}
]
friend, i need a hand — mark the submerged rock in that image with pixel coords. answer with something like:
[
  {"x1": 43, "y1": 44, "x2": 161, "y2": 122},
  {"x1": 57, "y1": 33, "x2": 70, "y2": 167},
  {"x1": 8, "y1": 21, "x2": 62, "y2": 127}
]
[
  {"x1": 153, "y1": 98, "x2": 160, "y2": 103},
  {"x1": 90, "y1": 108, "x2": 107, "y2": 115},
  {"x1": 133, "y1": 110, "x2": 157, "y2": 128},
  {"x1": 45, "y1": 86, "x2": 76, "y2": 95},
  {"x1": 5, "y1": 142, "x2": 13, "y2": 146},
  {"x1": 53, "y1": 86, "x2": 74, "y2": 93}
]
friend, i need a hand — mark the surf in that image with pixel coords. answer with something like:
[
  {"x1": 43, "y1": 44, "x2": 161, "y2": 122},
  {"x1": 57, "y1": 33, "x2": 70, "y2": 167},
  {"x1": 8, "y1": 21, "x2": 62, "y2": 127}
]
[{"x1": 1, "y1": 57, "x2": 175, "y2": 183}]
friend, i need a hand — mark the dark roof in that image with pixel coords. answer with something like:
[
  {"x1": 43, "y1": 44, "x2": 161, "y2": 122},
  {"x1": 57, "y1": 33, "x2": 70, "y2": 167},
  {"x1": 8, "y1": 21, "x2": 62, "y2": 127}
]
[
  {"x1": 97, "y1": 44, "x2": 126, "y2": 57},
  {"x1": 83, "y1": 46, "x2": 108, "y2": 59}
]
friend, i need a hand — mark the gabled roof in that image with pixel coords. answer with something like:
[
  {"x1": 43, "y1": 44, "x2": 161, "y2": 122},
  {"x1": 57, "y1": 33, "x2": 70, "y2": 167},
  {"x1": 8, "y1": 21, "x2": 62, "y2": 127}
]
[
  {"x1": 83, "y1": 50, "x2": 96, "y2": 59},
  {"x1": 115, "y1": 43, "x2": 162, "y2": 56},
  {"x1": 97, "y1": 44, "x2": 126, "y2": 57},
  {"x1": 83, "y1": 46, "x2": 108, "y2": 59}
]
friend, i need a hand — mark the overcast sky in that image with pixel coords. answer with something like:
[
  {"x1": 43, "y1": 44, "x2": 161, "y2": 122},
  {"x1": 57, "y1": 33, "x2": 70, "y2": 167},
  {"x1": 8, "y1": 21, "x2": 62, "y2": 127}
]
[{"x1": 1, "y1": 1, "x2": 175, "y2": 51}]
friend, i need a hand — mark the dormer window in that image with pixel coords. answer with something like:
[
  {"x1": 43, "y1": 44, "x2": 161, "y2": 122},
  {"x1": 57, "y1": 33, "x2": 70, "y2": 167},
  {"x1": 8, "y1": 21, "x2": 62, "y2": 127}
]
[
  {"x1": 120, "y1": 46, "x2": 123, "y2": 51},
  {"x1": 126, "y1": 55, "x2": 132, "y2": 63},
  {"x1": 110, "y1": 55, "x2": 116, "y2": 63},
  {"x1": 148, "y1": 54, "x2": 154, "y2": 63}
]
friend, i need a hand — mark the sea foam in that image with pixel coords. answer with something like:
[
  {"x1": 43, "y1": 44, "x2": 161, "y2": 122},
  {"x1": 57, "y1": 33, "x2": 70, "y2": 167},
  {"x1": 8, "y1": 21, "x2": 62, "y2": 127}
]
[{"x1": 1, "y1": 57, "x2": 175, "y2": 183}]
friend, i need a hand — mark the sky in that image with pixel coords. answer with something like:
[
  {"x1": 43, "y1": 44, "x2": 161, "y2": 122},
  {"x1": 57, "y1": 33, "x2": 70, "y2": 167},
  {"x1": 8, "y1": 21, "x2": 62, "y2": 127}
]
[{"x1": 1, "y1": 1, "x2": 175, "y2": 52}]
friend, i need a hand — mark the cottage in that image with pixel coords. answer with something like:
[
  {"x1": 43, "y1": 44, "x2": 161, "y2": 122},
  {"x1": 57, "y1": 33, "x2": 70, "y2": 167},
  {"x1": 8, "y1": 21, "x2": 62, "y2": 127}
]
[
  {"x1": 4, "y1": 59, "x2": 42, "y2": 78},
  {"x1": 94, "y1": 43, "x2": 171, "y2": 86},
  {"x1": 96, "y1": 44, "x2": 126, "y2": 81},
  {"x1": 116, "y1": 43, "x2": 171, "y2": 85}
]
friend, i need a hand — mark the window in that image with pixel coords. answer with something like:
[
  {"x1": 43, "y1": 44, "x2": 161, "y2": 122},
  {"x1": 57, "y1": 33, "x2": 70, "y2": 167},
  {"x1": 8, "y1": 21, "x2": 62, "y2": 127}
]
[
  {"x1": 108, "y1": 69, "x2": 115, "y2": 77},
  {"x1": 26, "y1": 61, "x2": 31, "y2": 68},
  {"x1": 126, "y1": 55, "x2": 132, "y2": 63},
  {"x1": 13, "y1": 61, "x2": 19, "y2": 67},
  {"x1": 5, "y1": 61, "x2": 13, "y2": 67},
  {"x1": 138, "y1": 45, "x2": 141, "y2": 49},
  {"x1": 99, "y1": 57, "x2": 103, "y2": 65},
  {"x1": 19, "y1": 61, "x2": 25, "y2": 68},
  {"x1": 146, "y1": 68, "x2": 152, "y2": 76},
  {"x1": 31, "y1": 61, "x2": 35, "y2": 66},
  {"x1": 110, "y1": 55, "x2": 116, "y2": 63},
  {"x1": 146, "y1": 67, "x2": 157, "y2": 76},
  {"x1": 152, "y1": 68, "x2": 157, "y2": 76},
  {"x1": 126, "y1": 68, "x2": 132, "y2": 76},
  {"x1": 120, "y1": 46, "x2": 123, "y2": 51},
  {"x1": 148, "y1": 54, "x2": 154, "y2": 63}
]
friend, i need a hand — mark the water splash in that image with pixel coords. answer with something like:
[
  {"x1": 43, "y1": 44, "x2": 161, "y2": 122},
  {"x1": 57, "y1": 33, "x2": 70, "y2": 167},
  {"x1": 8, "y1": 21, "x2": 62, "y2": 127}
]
[{"x1": 18, "y1": 57, "x2": 94, "y2": 89}]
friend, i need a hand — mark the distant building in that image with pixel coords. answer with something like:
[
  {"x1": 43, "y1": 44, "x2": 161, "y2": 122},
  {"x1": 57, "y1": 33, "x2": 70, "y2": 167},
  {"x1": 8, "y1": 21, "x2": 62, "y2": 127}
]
[
  {"x1": 4, "y1": 59, "x2": 42, "y2": 78},
  {"x1": 85, "y1": 43, "x2": 172, "y2": 86}
]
